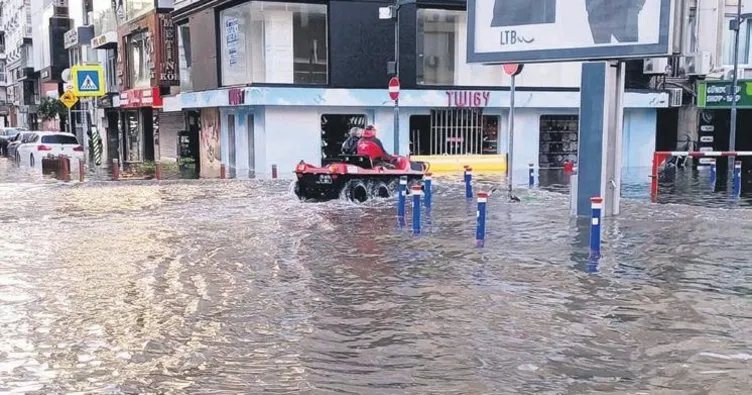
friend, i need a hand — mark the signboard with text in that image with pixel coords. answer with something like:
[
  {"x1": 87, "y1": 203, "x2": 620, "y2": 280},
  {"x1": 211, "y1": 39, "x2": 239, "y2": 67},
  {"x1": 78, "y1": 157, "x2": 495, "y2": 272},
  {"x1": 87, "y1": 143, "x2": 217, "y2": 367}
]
[
  {"x1": 467, "y1": 0, "x2": 674, "y2": 64},
  {"x1": 697, "y1": 80, "x2": 752, "y2": 109}
]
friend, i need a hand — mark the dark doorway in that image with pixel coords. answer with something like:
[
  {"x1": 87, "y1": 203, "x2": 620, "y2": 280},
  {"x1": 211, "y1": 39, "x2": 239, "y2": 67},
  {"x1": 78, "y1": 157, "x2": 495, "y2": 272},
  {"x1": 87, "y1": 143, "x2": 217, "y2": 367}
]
[
  {"x1": 106, "y1": 110, "x2": 119, "y2": 165},
  {"x1": 409, "y1": 115, "x2": 431, "y2": 155},
  {"x1": 655, "y1": 108, "x2": 678, "y2": 152},
  {"x1": 320, "y1": 114, "x2": 367, "y2": 160},
  {"x1": 142, "y1": 107, "x2": 155, "y2": 162}
]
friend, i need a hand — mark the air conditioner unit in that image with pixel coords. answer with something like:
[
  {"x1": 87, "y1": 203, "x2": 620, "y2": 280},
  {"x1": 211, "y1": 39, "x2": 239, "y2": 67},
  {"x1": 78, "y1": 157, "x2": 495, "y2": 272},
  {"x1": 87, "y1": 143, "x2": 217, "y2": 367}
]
[
  {"x1": 684, "y1": 52, "x2": 712, "y2": 76},
  {"x1": 643, "y1": 57, "x2": 669, "y2": 74},
  {"x1": 668, "y1": 88, "x2": 683, "y2": 107},
  {"x1": 721, "y1": 65, "x2": 752, "y2": 80}
]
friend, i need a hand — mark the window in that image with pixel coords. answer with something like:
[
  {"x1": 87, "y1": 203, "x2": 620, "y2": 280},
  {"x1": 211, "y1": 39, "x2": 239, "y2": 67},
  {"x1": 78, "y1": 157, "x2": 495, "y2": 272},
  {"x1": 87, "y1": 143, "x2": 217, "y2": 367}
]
[
  {"x1": 723, "y1": 16, "x2": 752, "y2": 65},
  {"x1": 106, "y1": 49, "x2": 117, "y2": 92},
  {"x1": 539, "y1": 115, "x2": 578, "y2": 170},
  {"x1": 41, "y1": 134, "x2": 79, "y2": 145},
  {"x1": 123, "y1": 0, "x2": 154, "y2": 23},
  {"x1": 126, "y1": 31, "x2": 152, "y2": 89},
  {"x1": 219, "y1": 1, "x2": 328, "y2": 85},
  {"x1": 178, "y1": 24, "x2": 192, "y2": 91},
  {"x1": 409, "y1": 111, "x2": 499, "y2": 155},
  {"x1": 416, "y1": 9, "x2": 500, "y2": 86},
  {"x1": 69, "y1": 48, "x2": 80, "y2": 66}
]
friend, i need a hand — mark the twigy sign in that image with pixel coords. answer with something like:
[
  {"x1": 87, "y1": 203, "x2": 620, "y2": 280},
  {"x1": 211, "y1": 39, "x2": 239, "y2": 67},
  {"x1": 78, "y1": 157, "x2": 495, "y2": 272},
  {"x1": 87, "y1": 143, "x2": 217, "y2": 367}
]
[{"x1": 446, "y1": 91, "x2": 491, "y2": 108}]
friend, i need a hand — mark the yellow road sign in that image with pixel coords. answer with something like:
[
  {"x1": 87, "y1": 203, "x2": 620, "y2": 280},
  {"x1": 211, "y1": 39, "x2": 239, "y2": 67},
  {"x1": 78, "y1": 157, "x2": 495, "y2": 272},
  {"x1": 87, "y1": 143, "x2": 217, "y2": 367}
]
[{"x1": 60, "y1": 90, "x2": 78, "y2": 109}]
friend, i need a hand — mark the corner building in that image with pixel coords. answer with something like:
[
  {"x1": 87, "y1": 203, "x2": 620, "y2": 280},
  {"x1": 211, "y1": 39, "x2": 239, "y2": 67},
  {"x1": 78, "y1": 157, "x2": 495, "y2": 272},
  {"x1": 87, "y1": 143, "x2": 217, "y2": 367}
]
[{"x1": 167, "y1": 0, "x2": 668, "y2": 179}]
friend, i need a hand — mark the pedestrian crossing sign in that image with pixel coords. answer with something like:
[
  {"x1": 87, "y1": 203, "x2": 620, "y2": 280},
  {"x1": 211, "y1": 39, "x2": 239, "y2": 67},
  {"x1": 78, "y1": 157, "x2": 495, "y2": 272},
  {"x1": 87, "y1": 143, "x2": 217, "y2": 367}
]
[{"x1": 71, "y1": 65, "x2": 105, "y2": 97}]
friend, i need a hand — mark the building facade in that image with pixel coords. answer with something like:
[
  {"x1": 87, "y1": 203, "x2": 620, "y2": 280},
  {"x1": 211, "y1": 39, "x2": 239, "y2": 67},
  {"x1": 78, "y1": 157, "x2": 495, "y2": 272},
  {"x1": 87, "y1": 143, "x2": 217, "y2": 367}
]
[
  {"x1": 5, "y1": 0, "x2": 34, "y2": 128},
  {"x1": 167, "y1": 0, "x2": 670, "y2": 180},
  {"x1": 0, "y1": 1, "x2": 9, "y2": 126},
  {"x1": 90, "y1": 0, "x2": 122, "y2": 166},
  {"x1": 113, "y1": 0, "x2": 180, "y2": 166}
]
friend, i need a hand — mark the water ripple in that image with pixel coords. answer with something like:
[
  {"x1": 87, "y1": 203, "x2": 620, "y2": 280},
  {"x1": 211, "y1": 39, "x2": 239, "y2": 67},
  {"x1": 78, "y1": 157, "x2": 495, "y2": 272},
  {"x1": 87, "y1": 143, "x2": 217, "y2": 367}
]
[{"x1": 1, "y1": 158, "x2": 752, "y2": 393}]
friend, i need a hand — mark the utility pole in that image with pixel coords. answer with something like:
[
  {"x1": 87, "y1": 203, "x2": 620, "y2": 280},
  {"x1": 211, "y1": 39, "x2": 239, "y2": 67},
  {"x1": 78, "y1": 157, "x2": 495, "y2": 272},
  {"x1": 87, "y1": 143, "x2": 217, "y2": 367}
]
[
  {"x1": 730, "y1": 0, "x2": 743, "y2": 170},
  {"x1": 381, "y1": 1, "x2": 409, "y2": 155}
]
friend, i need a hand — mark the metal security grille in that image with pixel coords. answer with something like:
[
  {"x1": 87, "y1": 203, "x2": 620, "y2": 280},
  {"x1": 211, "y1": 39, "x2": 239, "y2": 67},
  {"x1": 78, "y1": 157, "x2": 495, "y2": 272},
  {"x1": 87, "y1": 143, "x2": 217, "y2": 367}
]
[{"x1": 423, "y1": 108, "x2": 484, "y2": 155}]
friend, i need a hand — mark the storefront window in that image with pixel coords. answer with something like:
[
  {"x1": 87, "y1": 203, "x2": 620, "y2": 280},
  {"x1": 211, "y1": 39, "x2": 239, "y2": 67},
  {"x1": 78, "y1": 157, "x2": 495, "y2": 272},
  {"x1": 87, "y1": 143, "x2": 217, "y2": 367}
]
[
  {"x1": 416, "y1": 9, "x2": 501, "y2": 86},
  {"x1": 539, "y1": 115, "x2": 578, "y2": 169},
  {"x1": 409, "y1": 112, "x2": 500, "y2": 155},
  {"x1": 219, "y1": 1, "x2": 328, "y2": 85},
  {"x1": 126, "y1": 31, "x2": 152, "y2": 89},
  {"x1": 178, "y1": 24, "x2": 192, "y2": 92}
]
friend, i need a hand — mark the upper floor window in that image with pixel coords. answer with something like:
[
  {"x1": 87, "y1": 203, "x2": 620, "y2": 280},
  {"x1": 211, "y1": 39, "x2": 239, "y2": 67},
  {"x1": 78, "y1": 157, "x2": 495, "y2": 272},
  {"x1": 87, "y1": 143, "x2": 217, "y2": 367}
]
[
  {"x1": 723, "y1": 15, "x2": 752, "y2": 65},
  {"x1": 123, "y1": 0, "x2": 154, "y2": 23},
  {"x1": 126, "y1": 30, "x2": 151, "y2": 89},
  {"x1": 219, "y1": 1, "x2": 328, "y2": 86},
  {"x1": 417, "y1": 8, "x2": 502, "y2": 86},
  {"x1": 178, "y1": 24, "x2": 192, "y2": 92}
]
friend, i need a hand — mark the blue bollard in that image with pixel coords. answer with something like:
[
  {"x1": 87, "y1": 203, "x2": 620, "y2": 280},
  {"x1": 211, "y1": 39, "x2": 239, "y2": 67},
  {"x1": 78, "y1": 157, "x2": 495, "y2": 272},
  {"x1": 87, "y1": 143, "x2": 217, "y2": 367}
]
[
  {"x1": 733, "y1": 160, "x2": 742, "y2": 197},
  {"x1": 476, "y1": 192, "x2": 488, "y2": 247},
  {"x1": 710, "y1": 160, "x2": 717, "y2": 187},
  {"x1": 528, "y1": 163, "x2": 535, "y2": 188},
  {"x1": 397, "y1": 176, "x2": 407, "y2": 226},
  {"x1": 424, "y1": 172, "x2": 432, "y2": 212},
  {"x1": 590, "y1": 197, "x2": 602, "y2": 259},
  {"x1": 464, "y1": 166, "x2": 473, "y2": 199},
  {"x1": 411, "y1": 185, "x2": 422, "y2": 234}
]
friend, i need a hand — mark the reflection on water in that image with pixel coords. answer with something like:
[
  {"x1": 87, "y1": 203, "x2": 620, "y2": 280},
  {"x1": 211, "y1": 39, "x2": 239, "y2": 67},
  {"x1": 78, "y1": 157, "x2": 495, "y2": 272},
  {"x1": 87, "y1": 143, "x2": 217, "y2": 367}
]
[{"x1": 2, "y1": 158, "x2": 752, "y2": 393}]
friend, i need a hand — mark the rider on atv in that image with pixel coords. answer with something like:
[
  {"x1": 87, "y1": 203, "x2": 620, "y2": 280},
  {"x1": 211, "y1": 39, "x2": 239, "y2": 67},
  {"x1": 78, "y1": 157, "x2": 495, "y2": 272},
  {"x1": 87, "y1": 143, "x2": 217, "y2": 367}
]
[{"x1": 357, "y1": 125, "x2": 397, "y2": 167}]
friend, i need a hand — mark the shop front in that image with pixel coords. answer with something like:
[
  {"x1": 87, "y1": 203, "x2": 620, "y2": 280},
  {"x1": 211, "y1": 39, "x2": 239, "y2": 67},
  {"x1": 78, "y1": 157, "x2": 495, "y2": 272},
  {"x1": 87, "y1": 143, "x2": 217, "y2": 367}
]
[
  {"x1": 116, "y1": 9, "x2": 179, "y2": 167},
  {"x1": 405, "y1": 90, "x2": 505, "y2": 172},
  {"x1": 118, "y1": 87, "x2": 162, "y2": 165},
  {"x1": 175, "y1": 87, "x2": 668, "y2": 179}
]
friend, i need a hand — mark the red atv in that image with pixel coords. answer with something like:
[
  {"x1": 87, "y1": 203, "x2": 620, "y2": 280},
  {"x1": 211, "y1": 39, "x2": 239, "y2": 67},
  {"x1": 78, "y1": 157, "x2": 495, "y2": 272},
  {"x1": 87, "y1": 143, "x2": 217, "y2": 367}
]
[{"x1": 294, "y1": 155, "x2": 427, "y2": 202}]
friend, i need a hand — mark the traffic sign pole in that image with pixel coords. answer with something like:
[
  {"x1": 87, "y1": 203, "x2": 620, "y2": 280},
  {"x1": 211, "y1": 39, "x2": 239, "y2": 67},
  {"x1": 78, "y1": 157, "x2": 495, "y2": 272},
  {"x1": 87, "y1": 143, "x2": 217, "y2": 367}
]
[
  {"x1": 389, "y1": 76, "x2": 401, "y2": 155},
  {"x1": 503, "y1": 64, "x2": 523, "y2": 200}
]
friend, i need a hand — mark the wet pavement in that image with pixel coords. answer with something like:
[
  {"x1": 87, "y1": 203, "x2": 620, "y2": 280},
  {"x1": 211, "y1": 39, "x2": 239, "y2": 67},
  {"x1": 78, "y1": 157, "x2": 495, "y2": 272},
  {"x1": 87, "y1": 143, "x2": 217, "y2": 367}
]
[{"x1": 2, "y1": 158, "x2": 752, "y2": 394}]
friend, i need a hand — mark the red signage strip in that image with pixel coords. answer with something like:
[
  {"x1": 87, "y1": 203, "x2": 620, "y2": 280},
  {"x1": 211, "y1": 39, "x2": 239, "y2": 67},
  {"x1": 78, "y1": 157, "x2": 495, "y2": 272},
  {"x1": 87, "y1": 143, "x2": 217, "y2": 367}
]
[
  {"x1": 228, "y1": 88, "x2": 246, "y2": 106},
  {"x1": 120, "y1": 88, "x2": 163, "y2": 108}
]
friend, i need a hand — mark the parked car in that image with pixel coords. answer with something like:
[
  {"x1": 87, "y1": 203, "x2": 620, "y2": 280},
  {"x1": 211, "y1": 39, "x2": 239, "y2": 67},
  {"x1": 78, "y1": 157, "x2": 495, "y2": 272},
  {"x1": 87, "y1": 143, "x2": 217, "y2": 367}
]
[
  {"x1": 7, "y1": 132, "x2": 35, "y2": 163},
  {"x1": 0, "y1": 128, "x2": 25, "y2": 156},
  {"x1": 17, "y1": 132, "x2": 84, "y2": 168}
]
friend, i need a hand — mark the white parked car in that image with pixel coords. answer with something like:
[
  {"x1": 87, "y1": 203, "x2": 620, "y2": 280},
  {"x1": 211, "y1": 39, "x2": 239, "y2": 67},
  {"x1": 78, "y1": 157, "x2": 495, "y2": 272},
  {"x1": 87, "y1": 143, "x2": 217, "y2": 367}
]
[{"x1": 16, "y1": 132, "x2": 84, "y2": 168}]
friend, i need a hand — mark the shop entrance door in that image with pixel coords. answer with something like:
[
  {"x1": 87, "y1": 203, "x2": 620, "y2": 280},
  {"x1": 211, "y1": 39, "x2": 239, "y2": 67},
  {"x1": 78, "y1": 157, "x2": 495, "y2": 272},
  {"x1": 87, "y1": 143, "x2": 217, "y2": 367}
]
[{"x1": 320, "y1": 114, "x2": 367, "y2": 160}]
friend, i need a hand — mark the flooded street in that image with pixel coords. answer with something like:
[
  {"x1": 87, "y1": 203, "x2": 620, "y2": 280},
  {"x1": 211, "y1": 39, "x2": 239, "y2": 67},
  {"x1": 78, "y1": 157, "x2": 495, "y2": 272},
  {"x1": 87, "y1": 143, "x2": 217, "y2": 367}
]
[{"x1": 2, "y1": 158, "x2": 752, "y2": 394}]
